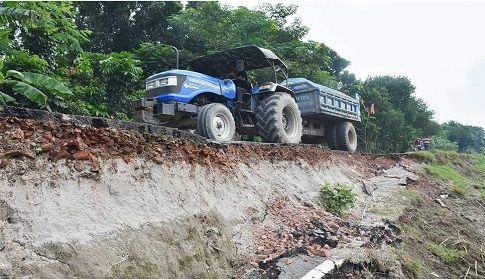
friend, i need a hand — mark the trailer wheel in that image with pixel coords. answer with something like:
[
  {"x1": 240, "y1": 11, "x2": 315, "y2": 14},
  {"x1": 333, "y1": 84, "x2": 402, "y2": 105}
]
[
  {"x1": 336, "y1": 121, "x2": 357, "y2": 152},
  {"x1": 326, "y1": 124, "x2": 339, "y2": 150},
  {"x1": 196, "y1": 104, "x2": 211, "y2": 138},
  {"x1": 256, "y1": 92, "x2": 302, "y2": 143},
  {"x1": 202, "y1": 103, "x2": 236, "y2": 141}
]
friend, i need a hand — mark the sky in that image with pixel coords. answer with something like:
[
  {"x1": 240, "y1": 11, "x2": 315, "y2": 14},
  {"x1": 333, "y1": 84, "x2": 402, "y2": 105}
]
[{"x1": 220, "y1": 0, "x2": 485, "y2": 129}]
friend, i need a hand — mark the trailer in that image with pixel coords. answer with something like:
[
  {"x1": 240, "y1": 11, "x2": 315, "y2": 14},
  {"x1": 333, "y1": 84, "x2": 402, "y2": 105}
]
[{"x1": 284, "y1": 78, "x2": 361, "y2": 152}]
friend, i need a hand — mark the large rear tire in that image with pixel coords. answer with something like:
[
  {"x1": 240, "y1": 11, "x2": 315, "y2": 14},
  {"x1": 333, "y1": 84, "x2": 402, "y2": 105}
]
[
  {"x1": 202, "y1": 103, "x2": 236, "y2": 142},
  {"x1": 256, "y1": 92, "x2": 302, "y2": 144},
  {"x1": 336, "y1": 121, "x2": 357, "y2": 152}
]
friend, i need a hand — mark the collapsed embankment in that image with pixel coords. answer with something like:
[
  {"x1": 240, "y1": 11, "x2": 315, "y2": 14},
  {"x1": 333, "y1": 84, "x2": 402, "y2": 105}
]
[{"x1": 0, "y1": 106, "x2": 483, "y2": 279}]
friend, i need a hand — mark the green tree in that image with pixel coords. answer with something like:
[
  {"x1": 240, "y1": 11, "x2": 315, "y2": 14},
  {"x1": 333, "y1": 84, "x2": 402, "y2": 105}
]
[
  {"x1": 168, "y1": 2, "x2": 229, "y2": 54},
  {"x1": 134, "y1": 43, "x2": 196, "y2": 80},
  {"x1": 73, "y1": 1, "x2": 136, "y2": 53},
  {"x1": 0, "y1": 67, "x2": 73, "y2": 110},
  {"x1": 469, "y1": 126, "x2": 485, "y2": 153},
  {"x1": 442, "y1": 121, "x2": 483, "y2": 153},
  {"x1": 432, "y1": 129, "x2": 459, "y2": 151},
  {"x1": 444, "y1": 121, "x2": 472, "y2": 152},
  {"x1": 338, "y1": 70, "x2": 363, "y2": 94},
  {"x1": 131, "y1": 2, "x2": 183, "y2": 46},
  {"x1": 359, "y1": 76, "x2": 439, "y2": 153},
  {"x1": 277, "y1": 41, "x2": 348, "y2": 87},
  {"x1": 258, "y1": 3, "x2": 309, "y2": 43},
  {"x1": 169, "y1": 2, "x2": 280, "y2": 54},
  {"x1": 74, "y1": 1, "x2": 183, "y2": 53},
  {"x1": 2, "y1": 2, "x2": 90, "y2": 70},
  {"x1": 67, "y1": 51, "x2": 143, "y2": 119},
  {"x1": 0, "y1": 5, "x2": 73, "y2": 110}
]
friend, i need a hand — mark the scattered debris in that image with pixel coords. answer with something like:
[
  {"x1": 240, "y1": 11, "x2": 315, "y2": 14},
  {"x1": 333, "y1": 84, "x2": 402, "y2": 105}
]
[
  {"x1": 302, "y1": 259, "x2": 344, "y2": 279},
  {"x1": 435, "y1": 198, "x2": 447, "y2": 208},
  {"x1": 361, "y1": 180, "x2": 373, "y2": 196}
]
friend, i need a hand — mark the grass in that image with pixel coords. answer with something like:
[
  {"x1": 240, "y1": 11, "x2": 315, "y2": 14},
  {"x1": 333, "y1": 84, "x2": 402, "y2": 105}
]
[
  {"x1": 408, "y1": 258, "x2": 425, "y2": 278},
  {"x1": 399, "y1": 223, "x2": 419, "y2": 236},
  {"x1": 392, "y1": 243, "x2": 426, "y2": 278},
  {"x1": 399, "y1": 188, "x2": 422, "y2": 200},
  {"x1": 399, "y1": 189, "x2": 424, "y2": 207},
  {"x1": 480, "y1": 191, "x2": 485, "y2": 198},
  {"x1": 426, "y1": 243, "x2": 465, "y2": 264},
  {"x1": 451, "y1": 186, "x2": 466, "y2": 196},
  {"x1": 471, "y1": 154, "x2": 485, "y2": 175},
  {"x1": 368, "y1": 207, "x2": 401, "y2": 215},
  {"x1": 419, "y1": 151, "x2": 485, "y2": 199},
  {"x1": 423, "y1": 164, "x2": 469, "y2": 188},
  {"x1": 433, "y1": 150, "x2": 463, "y2": 164},
  {"x1": 416, "y1": 150, "x2": 437, "y2": 164}
]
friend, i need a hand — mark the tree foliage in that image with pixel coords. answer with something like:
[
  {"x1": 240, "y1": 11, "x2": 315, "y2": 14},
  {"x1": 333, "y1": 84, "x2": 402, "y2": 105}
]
[
  {"x1": 2, "y1": 2, "x2": 90, "y2": 69},
  {"x1": 440, "y1": 121, "x2": 485, "y2": 153},
  {"x1": 0, "y1": 65, "x2": 73, "y2": 110},
  {"x1": 356, "y1": 76, "x2": 440, "y2": 153},
  {"x1": 73, "y1": 1, "x2": 183, "y2": 53},
  {"x1": 169, "y1": 2, "x2": 279, "y2": 54},
  {"x1": 134, "y1": 43, "x2": 196, "y2": 80},
  {"x1": 67, "y1": 51, "x2": 143, "y2": 119},
  {"x1": 0, "y1": 3, "x2": 73, "y2": 110}
]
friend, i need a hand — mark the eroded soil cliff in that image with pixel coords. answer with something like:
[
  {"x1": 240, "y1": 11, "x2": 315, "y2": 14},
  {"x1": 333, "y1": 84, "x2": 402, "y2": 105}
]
[{"x1": 0, "y1": 106, "x2": 484, "y2": 279}]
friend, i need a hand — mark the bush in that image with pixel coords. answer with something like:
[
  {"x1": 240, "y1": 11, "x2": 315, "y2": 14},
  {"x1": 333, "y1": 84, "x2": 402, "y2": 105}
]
[{"x1": 320, "y1": 182, "x2": 357, "y2": 216}]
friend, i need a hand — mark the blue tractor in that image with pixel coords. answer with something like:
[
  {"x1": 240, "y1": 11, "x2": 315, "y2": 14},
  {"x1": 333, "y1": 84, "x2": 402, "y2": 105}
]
[{"x1": 133, "y1": 45, "x2": 303, "y2": 143}]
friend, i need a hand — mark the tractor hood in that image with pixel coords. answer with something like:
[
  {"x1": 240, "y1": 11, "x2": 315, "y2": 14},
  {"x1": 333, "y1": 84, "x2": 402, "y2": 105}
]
[{"x1": 189, "y1": 45, "x2": 288, "y2": 78}]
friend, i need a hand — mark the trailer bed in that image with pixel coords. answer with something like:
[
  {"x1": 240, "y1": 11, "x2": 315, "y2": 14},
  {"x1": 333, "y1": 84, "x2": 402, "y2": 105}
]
[{"x1": 283, "y1": 78, "x2": 361, "y2": 122}]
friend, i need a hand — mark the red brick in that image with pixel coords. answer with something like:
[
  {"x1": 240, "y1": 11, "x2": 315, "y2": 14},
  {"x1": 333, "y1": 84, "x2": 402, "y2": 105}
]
[{"x1": 72, "y1": 151, "x2": 91, "y2": 160}]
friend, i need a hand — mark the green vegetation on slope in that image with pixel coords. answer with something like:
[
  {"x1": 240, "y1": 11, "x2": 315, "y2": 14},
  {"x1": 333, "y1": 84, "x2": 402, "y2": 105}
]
[
  {"x1": 417, "y1": 150, "x2": 485, "y2": 197},
  {"x1": 394, "y1": 151, "x2": 485, "y2": 278}
]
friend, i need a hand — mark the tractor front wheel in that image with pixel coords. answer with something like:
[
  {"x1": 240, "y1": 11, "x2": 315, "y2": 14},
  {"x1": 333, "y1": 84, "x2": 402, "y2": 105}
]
[{"x1": 198, "y1": 103, "x2": 236, "y2": 142}]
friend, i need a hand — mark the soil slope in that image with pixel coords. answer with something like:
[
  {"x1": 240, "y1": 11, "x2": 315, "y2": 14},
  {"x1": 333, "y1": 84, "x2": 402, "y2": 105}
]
[{"x1": 0, "y1": 106, "x2": 484, "y2": 279}]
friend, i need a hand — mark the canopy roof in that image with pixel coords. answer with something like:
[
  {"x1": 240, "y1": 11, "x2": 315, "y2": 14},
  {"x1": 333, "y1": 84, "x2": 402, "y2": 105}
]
[{"x1": 188, "y1": 45, "x2": 287, "y2": 78}]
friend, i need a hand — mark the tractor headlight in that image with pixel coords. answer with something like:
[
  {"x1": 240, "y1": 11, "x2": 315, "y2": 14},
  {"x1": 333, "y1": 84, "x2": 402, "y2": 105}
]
[
  {"x1": 146, "y1": 76, "x2": 177, "y2": 90},
  {"x1": 146, "y1": 81, "x2": 156, "y2": 90}
]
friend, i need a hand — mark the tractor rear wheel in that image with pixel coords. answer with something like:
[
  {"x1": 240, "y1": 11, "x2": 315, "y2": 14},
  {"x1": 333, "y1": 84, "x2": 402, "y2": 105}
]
[{"x1": 256, "y1": 92, "x2": 302, "y2": 143}]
